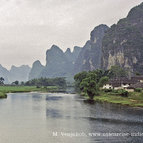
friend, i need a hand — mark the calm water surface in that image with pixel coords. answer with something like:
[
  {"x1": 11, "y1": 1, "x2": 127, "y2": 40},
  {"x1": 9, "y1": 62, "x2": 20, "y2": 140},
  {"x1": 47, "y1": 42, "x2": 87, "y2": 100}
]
[{"x1": 0, "y1": 92, "x2": 143, "y2": 143}]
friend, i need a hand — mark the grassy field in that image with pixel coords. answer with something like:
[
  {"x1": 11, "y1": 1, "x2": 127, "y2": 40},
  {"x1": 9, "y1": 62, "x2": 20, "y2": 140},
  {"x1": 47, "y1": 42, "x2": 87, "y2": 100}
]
[
  {"x1": 0, "y1": 86, "x2": 64, "y2": 98},
  {"x1": 93, "y1": 91, "x2": 143, "y2": 107}
]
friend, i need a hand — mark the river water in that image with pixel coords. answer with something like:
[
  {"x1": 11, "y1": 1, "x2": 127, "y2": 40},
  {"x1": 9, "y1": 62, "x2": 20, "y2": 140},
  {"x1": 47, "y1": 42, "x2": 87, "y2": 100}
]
[{"x1": 0, "y1": 92, "x2": 143, "y2": 143}]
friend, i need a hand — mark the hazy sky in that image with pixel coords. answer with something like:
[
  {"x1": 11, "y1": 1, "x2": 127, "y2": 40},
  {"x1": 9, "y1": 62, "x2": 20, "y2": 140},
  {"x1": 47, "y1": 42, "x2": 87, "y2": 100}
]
[{"x1": 0, "y1": 0, "x2": 142, "y2": 69}]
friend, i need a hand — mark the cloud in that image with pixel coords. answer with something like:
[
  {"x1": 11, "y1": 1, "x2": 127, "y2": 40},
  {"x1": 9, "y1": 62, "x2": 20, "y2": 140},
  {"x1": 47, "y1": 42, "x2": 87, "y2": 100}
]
[{"x1": 0, "y1": 0, "x2": 142, "y2": 68}]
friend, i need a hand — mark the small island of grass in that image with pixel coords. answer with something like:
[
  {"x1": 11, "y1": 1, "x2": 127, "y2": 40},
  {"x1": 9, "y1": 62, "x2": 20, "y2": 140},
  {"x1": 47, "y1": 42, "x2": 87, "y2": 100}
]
[{"x1": 0, "y1": 92, "x2": 7, "y2": 98}]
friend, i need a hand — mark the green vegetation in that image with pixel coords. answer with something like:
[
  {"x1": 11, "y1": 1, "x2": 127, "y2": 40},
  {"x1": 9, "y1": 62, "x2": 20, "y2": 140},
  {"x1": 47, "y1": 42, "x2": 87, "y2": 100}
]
[
  {"x1": 74, "y1": 67, "x2": 128, "y2": 100},
  {"x1": 109, "y1": 65, "x2": 128, "y2": 78},
  {"x1": 0, "y1": 86, "x2": 41, "y2": 93},
  {"x1": 74, "y1": 67, "x2": 143, "y2": 107},
  {"x1": 0, "y1": 86, "x2": 38, "y2": 98},
  {"x1": 74, "y1": 69, "x2": 109, "y2": 100},
  {"x1": 0, "y1": 77, "x2": 67, "y2": 99},
  {"x1": 0, "y1": 92, "x2": 7, "y2": 98},
  {"x1": 12, "y1": 80, "x2": 19, "y2": 85},
  {"x1": 93, "y1": 90, "x2": 143, "y2": 107},
  {"x1": 25, "y1": 77, "x2": 66, "y2": 88},
  {"x1": 0, "y1": 85, "x2": 66, "y2": 99},
  {"x1": 134, "y1": 88, "x2": 142, "y2": 92},
  {"x1": 0, "y1": 77, "x2": 4, "y2": 85},
  {"x1": 103, "y1": 89, "x2": 129, "y2": 97}
]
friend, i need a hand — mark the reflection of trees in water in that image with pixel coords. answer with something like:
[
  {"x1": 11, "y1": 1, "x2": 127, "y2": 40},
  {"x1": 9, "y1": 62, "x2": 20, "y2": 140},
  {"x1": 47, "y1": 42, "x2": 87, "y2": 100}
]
[
  {"x1": 46, "y1": 96, "x2": 62, "y2": 101},
  {"x1": 32, "y1": 93, "x2": 43, "y2": 101},
  {"x1": 46, "y1": 109, "x2": 62, "y2": 118}
]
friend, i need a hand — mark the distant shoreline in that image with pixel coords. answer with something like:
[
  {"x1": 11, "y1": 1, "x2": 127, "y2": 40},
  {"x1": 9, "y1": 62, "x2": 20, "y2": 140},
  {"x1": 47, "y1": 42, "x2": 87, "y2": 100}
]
[{"x1": 0, "y1": 85, "x2": 66, "y2": 98}]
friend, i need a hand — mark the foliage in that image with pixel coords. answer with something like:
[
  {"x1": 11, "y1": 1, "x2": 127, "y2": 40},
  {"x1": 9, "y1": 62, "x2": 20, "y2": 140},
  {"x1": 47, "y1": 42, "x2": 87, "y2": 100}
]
[
  {"x1": 20, "y1": 81, "x2": 25, "y2": 85},
  {"x1": 116, "y1": 89, "x2": 129, "y2": 97},
  {"x1": 94, "y1": 90, "x2": 143, "y2": 107},
  {"x1": 25, "y1": 77, "x2": 66, "y2": 88},
  {"x1": 103, "y1": 89, "x2": 113, "y2": 92},
  {"x1": 0, "y1": 77, "x2": 4, "y2": 85},
  {"x1": 12, "y1": 81, "x2": 19, "y2": 85},
  {"x1": 74, "y1": 69, "x2": 109, "y2": 100},
  {"x1": 105, "y1": 89, "x2": 129, "y2": 97},
  {"x1": 109, "y1": 65, "x2": 128, "y2": 78},
  {"x1": 98, "y1": 76, "x2": 109, "y2": 88},
  {"x1": 134, "y1": 88, "x2": 142, "y2": 92},
  {"x1": 0, "y1": 85, "x2": 63, "y2": 97},
  {"x1": 80, "y1": 73, "x2": 98, "y2": 100},
  {"x1": 0, "y1": 86, "x2": 40, "y2": 93},
  {"x1": 74, "y1": 71, "x2": 87, "y2": 87}
]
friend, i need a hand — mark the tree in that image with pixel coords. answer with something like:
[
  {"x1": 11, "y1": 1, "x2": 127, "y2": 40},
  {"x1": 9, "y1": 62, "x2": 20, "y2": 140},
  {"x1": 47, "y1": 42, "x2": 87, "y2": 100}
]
[
  {"x1": 12, "y1": 80, "x2": 19, "y2": 85},
  {"x1": 98, "y1": 76, "x2": 109, "y2": 88},
  {"x1": 20, "y1": 81, "x2": 25, "y2": 85},
  {"x1": 74, "y1": 70, "x2": 109, "y2": 100},
  {"x1": 110, "y1": 65, "x2": 128, "y2": 78},
  {"x1": 25, "y1": 77, "x2": 66, "y2": 88},
  {"x1": 79, "y1": 72, "x2": 99, "y2": 100},
  {"x1": 0, "y1": 77, "x2": 4, "y2": 85},
  {"x1": 74, "y1": 71, "x2": 88, "y2": 91},
  {"x1": 80, "y1": 76, "x2": 98, "y2": 100},
  {"x1": 74, "y1": 71, "x2": 87, "y2": 83}
]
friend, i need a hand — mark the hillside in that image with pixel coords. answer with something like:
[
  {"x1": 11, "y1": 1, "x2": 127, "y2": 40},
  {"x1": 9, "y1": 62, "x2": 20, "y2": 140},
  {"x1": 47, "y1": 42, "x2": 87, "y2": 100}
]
[{"x1": 101, "y1": 2, "x2": 143, "y2": 75}]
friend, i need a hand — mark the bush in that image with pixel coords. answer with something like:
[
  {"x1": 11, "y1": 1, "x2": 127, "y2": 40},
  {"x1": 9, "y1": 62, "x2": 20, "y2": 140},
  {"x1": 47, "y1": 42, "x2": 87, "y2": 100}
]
[
  {"x1": 109, "y1": 89, "x2": 129, "y2": 97},
  {"x1": 117, "y1": 89, "x2": 129, "y2": 97},
  {"x1": 103, "y1": 89, "x2": 113, "y2": 92},
  {"x1": 36, "y1": 85, "x2": 41, "y2": 88},
  {"x1": 134, "y1": 88, "x2": 142, "y2": 92}
]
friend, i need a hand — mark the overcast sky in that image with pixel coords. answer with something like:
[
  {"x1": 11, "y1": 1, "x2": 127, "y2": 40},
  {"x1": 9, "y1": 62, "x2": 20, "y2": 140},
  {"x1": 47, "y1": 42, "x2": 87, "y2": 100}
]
[{"x1": 0, "y1": 0, "x2": 142, "y2": 69}]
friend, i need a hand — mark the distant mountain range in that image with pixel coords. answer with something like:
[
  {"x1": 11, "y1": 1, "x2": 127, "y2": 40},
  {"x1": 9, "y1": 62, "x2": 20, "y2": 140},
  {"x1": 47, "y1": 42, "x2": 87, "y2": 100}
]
[
  {"x1": 29, "y1": 2, "x2": 143, "y2": 80},
  {"x1": 0, "y1": 65, "x2": 31, "y2": 84},
  {"x1": 29, "y1": 45, "x2": 82, "y2": 79},
  {"x1": 1, "y1": 2, "x2": 143, "y2": 83},
  {"x1": 29, "y1": 24, "x2": 108, "y2": 80}
]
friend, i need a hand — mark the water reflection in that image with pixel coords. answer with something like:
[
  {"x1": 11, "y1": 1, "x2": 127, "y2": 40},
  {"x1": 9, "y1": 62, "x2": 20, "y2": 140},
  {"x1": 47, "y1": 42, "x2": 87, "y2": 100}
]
[
  {"x1": 46, "y1": 109, "x2": 62, "y2": 118},
  {"x1": 0, "y1": 93, "x2": 142, "y2": 143},
  {"x1": 46, "y1": 96, "x2": 62, "y2": 101}
]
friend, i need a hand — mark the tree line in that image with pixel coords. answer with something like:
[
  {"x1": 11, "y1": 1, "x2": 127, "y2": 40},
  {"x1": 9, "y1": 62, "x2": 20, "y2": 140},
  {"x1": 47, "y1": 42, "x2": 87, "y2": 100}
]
[
  {"x1": 25, "y1": 77, "x2": 66, "y2": 88},
  {"x1": 0, "y1": 77, "x2": 67, "y2": 88}
]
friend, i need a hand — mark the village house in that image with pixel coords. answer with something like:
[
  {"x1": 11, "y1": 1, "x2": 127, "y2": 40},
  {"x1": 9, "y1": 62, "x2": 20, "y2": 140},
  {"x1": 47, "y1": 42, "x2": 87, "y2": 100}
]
[{"x1": 103, "y1": 76, "x2": 143, "y2": 92}]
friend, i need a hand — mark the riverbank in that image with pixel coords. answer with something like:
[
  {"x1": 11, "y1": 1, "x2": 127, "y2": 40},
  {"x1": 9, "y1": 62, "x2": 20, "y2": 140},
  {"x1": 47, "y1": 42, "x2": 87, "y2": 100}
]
[
  {"x1": 0, "y1": 86, "x2": 65, "y2": 98},
  {"x1": 0, "y1": 92, "x2": 7, "y2": 98},
  {"x1": 92, "y1": 91, "x2": 143, "y2": 107}
]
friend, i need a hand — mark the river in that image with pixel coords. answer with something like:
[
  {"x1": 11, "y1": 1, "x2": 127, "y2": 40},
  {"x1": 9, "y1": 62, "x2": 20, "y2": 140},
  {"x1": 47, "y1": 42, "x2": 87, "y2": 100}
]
[{"x1": 0, "y1": 92, "x2": 143, "y2": 143}]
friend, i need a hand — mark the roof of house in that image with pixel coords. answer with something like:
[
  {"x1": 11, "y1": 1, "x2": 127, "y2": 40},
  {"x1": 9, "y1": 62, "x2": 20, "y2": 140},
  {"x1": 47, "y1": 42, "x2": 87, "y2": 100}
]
[
  {"x1": 128, "y1": 82, "x2": 143, "y2": 89},
  {"x1": 131, "y1": 76, "x2": 143, "y2": 81},
  {"x1": 109, "y1": 78, "x2": 136, "y2": 86},
  {"x1": 105, "y1": 76, "x2": 143, "y2": 88}
]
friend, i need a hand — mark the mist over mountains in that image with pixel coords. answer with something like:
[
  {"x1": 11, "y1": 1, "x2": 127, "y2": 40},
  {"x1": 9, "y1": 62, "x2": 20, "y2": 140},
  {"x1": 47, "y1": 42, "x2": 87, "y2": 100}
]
[
  {"x1": 28, "y1": 24, "x2": 108, "y2": 80},
  {"x1": 0, "y1": 65, "x2": 31, "y2": 84},
  {"x1": 0, "y1": 2, "x2": 143, "y2": 83},
  {"x1": 29, "y1": 45, "x2": 82, "y2": 80},
  {"x1": 29, "y1": 2, "x2": 143, "y2": 80}
]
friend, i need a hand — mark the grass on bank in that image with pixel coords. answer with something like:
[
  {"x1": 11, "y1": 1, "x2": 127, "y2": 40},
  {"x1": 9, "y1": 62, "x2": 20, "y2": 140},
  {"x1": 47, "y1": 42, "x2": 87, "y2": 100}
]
[
  {"x1": 0, "y1": 92, "x2": 7, "y2": 98},
  {"x1": 92, "y1": 90, "x2": 143, "y2": 107},
  {"x1": 0, "y1": 85, "x2": 64, "y2": 98}
]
